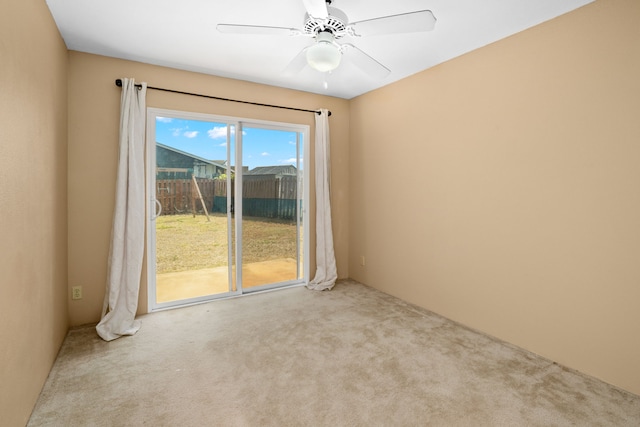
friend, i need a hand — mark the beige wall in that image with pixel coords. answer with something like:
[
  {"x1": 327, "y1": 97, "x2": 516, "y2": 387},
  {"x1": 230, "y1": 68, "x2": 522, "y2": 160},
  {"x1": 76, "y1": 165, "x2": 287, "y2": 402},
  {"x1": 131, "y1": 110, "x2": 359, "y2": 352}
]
[
  {"x1": 0, "y1": 0, "x2": 69, "y2": 425},
  {"x1": 67, "y1": 52, "x2": 350, "y2": 326},
  {"x1": 349, "y1": 0, "x2": 640, "y2": 395}
]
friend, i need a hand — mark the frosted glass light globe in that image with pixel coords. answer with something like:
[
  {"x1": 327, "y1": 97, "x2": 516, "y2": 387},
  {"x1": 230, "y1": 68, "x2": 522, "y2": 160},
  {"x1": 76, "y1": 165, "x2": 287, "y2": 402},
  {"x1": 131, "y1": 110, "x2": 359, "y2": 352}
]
[{"x1": 306, "y1": 31, "x2": 342, "y2": 72}]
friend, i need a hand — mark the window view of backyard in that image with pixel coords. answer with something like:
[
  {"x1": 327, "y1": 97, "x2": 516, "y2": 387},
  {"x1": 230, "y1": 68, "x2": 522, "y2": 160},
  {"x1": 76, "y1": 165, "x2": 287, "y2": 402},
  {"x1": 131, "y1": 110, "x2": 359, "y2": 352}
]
[{"x1": 150, "y1": 113, "x2": 306, "y2": 306}]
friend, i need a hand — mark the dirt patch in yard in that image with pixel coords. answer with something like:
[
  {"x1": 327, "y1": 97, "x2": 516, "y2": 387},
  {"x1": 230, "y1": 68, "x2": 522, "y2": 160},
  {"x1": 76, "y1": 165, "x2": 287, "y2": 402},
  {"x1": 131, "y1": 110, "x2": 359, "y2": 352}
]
[{"x1": 155, "y1": 214, "x2": 298, "y2": 274}]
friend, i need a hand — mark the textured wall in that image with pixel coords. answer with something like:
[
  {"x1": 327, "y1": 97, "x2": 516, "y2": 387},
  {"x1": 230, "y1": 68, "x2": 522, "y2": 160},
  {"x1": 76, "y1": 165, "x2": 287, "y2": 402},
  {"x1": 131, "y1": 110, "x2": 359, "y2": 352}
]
[
  {"x1": 349, "y1": 0, "x2": 640, "y2": 395},
  {"x1": 0, "y1": 1, "x2": 69, "y2": 425}
]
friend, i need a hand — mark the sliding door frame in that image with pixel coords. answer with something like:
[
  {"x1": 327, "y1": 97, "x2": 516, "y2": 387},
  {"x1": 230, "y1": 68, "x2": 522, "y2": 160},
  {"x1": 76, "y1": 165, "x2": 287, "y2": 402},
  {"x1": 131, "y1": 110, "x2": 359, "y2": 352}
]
[{"x1": 146, "y1": 107, "x2": 310, "y2": 312}]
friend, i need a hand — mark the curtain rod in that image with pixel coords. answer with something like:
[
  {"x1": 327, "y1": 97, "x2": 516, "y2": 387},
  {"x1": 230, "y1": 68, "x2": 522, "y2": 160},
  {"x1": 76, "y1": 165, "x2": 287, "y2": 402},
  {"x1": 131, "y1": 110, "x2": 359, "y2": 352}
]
[{"x1": 114, "y1": 79, "x2": 330, "y2": 116}]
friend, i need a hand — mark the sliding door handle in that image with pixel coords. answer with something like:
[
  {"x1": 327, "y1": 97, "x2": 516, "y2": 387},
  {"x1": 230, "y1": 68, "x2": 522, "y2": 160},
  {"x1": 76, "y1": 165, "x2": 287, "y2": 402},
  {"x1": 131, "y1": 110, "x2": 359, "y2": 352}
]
[{"x1": 152, "y1": 199, "x2": 162, "y2": 220}]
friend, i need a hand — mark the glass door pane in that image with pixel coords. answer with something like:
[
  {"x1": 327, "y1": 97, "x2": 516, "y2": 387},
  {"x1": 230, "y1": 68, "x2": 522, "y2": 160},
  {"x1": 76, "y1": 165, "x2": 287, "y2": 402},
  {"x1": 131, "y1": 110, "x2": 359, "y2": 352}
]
[
  {"x1": 239, "y1": 126, "x2": 303, "y2": 291},
  {"x1": 151, "y1": 115, "x2": 236, "y2": 308}
]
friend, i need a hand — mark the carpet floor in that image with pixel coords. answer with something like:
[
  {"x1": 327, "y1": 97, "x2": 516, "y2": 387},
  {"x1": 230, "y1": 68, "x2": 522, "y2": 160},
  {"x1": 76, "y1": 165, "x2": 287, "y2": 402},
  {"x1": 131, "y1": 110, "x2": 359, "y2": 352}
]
[{"x1": 28, "y1": 280, "x2": 639, "y2": 426}]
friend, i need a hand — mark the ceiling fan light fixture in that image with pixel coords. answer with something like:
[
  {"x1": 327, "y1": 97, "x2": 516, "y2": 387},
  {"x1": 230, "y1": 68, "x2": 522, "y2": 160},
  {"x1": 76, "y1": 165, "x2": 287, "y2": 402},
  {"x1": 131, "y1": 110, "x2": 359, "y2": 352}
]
[{"x1": 306, "y1": 31, "x2": 342, "y2": 72}]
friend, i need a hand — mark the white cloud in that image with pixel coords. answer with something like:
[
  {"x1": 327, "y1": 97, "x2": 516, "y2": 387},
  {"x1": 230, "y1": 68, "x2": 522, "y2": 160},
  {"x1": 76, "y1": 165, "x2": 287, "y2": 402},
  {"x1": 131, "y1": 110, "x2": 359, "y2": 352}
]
[
  {"x1": 183, "y1": 131, "x2": 199, "y2": 138},
  {"x1": 156, "y1": 117, "x2": 173, "y2": 123},
  {"x1": 208, "y1": 126, "x2": 246, "y2": 140},
  {"x1": 261, "y1": 152, "x2": 270, "y2": 157},
  {"x1": 208, "y1": 126, "x2": 229, "y2": 139},
  {"x1": 171, "y1": 128, "x2": 181, "y2": 137},
  {"x1": 219, "y1": 142, "x2": 227, "y2": 147},
  {"x1": 281, "y1": 158, "x2": 302, "y2": 164}
]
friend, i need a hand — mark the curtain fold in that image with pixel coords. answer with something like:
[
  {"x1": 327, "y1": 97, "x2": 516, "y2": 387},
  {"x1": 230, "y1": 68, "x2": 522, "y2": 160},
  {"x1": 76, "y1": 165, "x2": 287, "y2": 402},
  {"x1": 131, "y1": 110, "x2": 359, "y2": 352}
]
[
  {"x1": 307, "y1": 109, "x2": 337, "y2": 291},
  {"x1": 96, "y1": 78, "x2": 147, "y2": 341}
]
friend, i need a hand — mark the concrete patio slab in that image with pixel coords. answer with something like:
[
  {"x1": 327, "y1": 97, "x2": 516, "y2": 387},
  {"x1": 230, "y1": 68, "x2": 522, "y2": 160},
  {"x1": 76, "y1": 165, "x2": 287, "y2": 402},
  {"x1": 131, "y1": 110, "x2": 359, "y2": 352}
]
[{"x1": 156, "y1": 258, "x2": 298, "y2": 303}]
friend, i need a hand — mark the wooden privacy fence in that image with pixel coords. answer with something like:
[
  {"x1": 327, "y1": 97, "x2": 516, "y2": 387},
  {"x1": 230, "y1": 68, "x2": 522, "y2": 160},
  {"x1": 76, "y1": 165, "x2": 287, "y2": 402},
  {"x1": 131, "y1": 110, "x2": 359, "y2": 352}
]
[
  {"x1": 156, "y1": 178, "x2": 215, "y2": 216},
  {"x1": 156, "y1": 175, "x2": 299, "y2": 220}
]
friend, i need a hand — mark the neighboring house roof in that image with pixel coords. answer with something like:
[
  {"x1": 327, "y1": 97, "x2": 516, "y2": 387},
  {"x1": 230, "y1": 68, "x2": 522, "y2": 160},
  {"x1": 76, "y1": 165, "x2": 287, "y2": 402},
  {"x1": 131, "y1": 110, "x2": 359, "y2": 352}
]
[
  {"x1": 156, "y1": 142, "x2": 228, "y2": 170},
  {"x1": 246, "y1": 165, "x2": 297, "y2": 176}
]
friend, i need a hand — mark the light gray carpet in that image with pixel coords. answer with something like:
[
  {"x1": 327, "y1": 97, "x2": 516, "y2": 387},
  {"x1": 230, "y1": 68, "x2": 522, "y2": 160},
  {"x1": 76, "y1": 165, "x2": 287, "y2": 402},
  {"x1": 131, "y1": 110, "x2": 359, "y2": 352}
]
[{"x1": 29, "y1": 280, "x2": 639, "y2": 426}]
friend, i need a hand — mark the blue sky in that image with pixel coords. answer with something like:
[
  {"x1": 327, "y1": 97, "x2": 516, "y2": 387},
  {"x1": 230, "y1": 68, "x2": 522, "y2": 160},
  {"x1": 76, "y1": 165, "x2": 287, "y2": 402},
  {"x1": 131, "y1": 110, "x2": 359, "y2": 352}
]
[{"x1": 155, "y1": 117, "x2": 302, "y2": 170}]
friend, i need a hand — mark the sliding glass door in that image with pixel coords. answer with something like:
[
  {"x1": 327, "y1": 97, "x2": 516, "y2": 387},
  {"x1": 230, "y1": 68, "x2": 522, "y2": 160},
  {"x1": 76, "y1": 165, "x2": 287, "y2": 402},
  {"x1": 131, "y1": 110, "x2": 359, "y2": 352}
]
[
  {"x1": 146, "y1": 108, "x2": 309, "y2": 311},
  {"x1": 238, "y1": 125, "x2": 305, "y2": 291}
]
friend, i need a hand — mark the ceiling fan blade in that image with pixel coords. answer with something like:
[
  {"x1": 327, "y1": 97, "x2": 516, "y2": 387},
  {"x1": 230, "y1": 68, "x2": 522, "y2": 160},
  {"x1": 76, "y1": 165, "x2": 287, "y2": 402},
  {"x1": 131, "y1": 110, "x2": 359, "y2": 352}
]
[
  {"x1": 283, "y1": 48, "x2": 310, "y2": 76},
  {"x1": 217, "y1": 24, "x2": 301, "y2": 36},
  {"x1": 342, "y1": 44, "x2": 390, "y2": 79},
  {"x1": 350, "y1": 10, "x2": 436, "y2": 37},
  {"x1": 302, "y1": 0, "x2": 328, "y2": 19}
]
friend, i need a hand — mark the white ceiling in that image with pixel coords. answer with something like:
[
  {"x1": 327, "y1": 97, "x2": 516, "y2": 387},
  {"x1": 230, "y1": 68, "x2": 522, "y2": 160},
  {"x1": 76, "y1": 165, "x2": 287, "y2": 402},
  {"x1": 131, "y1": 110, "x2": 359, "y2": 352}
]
[{"x1": 45, "y1": 0, "x2": 593, "y2": 99}]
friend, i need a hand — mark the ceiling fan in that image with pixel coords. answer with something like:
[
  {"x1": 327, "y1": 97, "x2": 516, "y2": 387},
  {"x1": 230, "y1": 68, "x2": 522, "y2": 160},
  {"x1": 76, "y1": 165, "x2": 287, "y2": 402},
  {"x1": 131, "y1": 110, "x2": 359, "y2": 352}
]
[{"x1": 217, "y1": 0, "x2": 436, "y2": 79}]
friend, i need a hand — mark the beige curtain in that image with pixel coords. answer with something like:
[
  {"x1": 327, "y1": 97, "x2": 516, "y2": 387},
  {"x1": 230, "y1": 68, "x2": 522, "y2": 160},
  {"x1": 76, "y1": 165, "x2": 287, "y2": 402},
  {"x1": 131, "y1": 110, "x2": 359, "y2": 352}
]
[
  {"x1": 96, "y1": 78, "x2": 147, "y2": 341},
  {"x1": 307, "y1": 109, "x2": 337, "y2": 291}
]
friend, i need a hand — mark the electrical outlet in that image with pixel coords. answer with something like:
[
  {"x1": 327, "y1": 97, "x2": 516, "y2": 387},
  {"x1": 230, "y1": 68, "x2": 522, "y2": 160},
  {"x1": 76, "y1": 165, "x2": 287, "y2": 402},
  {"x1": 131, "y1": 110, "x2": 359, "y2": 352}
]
[{"x1": 72, "y1": 286, "x2": 82, "y2": 300}]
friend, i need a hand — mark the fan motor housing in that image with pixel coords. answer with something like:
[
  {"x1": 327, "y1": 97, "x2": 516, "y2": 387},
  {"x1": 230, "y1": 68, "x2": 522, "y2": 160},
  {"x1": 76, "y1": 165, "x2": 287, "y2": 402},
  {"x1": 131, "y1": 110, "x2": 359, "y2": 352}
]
[{"x1": 304, "y1": 6, "x2": 348, "y2": 39}]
